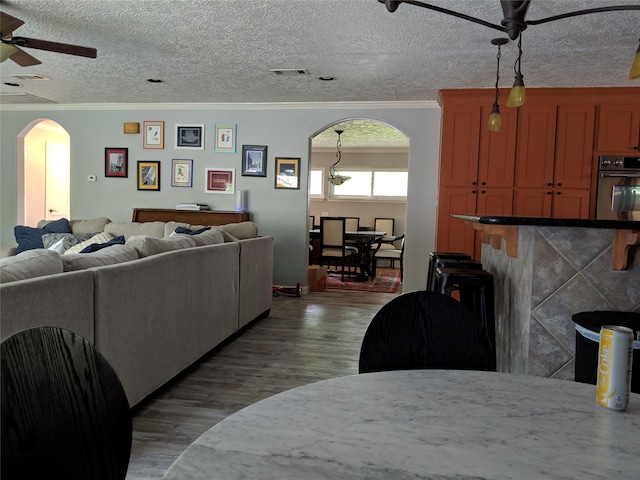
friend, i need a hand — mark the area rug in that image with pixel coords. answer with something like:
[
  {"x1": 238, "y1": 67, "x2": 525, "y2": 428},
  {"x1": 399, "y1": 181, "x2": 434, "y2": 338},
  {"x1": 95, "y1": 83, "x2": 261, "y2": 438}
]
[{"x1": 326, "y1": 268, "x2": 401, "y2": 293}]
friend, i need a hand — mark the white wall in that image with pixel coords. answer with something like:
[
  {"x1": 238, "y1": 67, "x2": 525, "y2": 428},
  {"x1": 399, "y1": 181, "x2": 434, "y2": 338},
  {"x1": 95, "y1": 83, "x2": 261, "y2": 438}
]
[{"x1": 0, "y1": 102, "x2": 441, "y2": 292}]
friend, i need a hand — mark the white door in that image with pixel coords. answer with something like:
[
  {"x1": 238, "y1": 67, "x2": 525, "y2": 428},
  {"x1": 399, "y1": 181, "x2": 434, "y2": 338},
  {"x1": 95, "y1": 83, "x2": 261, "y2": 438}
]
[{"x1": 45, "y1": 142, "x2": 70, "y2": 220}]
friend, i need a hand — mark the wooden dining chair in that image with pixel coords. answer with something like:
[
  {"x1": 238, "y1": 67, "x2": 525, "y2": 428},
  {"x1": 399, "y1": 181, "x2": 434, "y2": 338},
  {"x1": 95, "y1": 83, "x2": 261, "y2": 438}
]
[
  {"x1": 359, "y1": 291, "x2": 494, "y2": 374},
  {"x1": 320, "y1": 217, "x2": 358, "y2": 281},
  {"x1": 1, "y1": 326, "x2": 132, "y2": 480},
  {"x1": 373, "y1": 217, "x2": 398, "y2": 251},
  {"x1": 372, "y1": 233, "x2": 405, "y2": 280}
]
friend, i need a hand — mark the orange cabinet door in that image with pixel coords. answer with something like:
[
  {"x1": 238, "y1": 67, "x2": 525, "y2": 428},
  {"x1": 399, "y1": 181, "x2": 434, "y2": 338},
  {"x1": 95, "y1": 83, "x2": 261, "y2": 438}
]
[
  {"x1": 439, "y1": 106, "x2": 481, "y2": 187},
  {"x1": 478, "y1": 105, "x2": 517, "y2": 188},
  {"x1": 596, "y1": 104, "x2": 640, "y2": 153},
  {"x1": 552, "y1": 189, "x2": 591, "y2": 218},
  {"x1": 515, "y1": 105, "x2": 557, "y2": 188},
  {"x1": 555, "y1": 105, "x2": 595, "y2": 189},
  {"x1": 436, "y1": 187, "x2": 477, "y2": 257},
  {"x1": 514, "y1": 188, "x2": 553, "y2": 217}
]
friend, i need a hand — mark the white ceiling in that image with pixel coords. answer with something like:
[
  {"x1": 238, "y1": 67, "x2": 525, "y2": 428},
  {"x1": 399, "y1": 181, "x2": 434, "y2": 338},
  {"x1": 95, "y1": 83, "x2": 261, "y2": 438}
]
[{"x1": 1, "y1": 0, "x2": 638, "y2": 147}]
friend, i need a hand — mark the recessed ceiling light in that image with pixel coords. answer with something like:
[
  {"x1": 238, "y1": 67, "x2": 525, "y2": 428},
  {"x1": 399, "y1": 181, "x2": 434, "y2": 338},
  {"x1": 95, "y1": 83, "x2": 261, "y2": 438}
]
[
  {"x1": 318, "y1": 76, "x2": 335, "y2": 81},
  {"x1": 147, "y1": 79, "x2": 164, "y2": 83}
]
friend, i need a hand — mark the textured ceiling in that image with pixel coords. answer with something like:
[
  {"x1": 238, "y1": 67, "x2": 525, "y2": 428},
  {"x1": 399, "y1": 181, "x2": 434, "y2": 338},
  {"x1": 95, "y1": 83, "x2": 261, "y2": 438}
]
[{"x1": 1, "y1": 0, "x2": 639, "y2": 147}]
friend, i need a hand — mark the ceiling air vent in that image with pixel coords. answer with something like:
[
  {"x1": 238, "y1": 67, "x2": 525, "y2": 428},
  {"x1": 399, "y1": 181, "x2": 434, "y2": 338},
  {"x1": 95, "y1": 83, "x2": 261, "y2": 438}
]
[{"x1": 270, "y1": 69, "x2": 309, "y2": 76}]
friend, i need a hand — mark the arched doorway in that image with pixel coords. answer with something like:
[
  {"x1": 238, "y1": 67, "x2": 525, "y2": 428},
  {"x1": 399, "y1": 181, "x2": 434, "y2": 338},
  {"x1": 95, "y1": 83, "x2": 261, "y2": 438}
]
[{"x1": 17, "y1": 119, "x2": 70, "y2": 226}]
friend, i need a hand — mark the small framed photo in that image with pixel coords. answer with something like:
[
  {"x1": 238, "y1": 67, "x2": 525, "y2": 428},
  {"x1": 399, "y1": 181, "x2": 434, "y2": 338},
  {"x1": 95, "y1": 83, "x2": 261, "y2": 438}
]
[
  {"x1": 241, "y1": 145, "x2": 267, "y2": 177},
  {"x1": 275, "y1": 157, "x2": 301, "y2": 189},
  {"x1": 137, "y1": 161, "x2": 161, "y2": 191},
  {"x1": 171, "y1": 158, "x2": 193, "y2": 188},
  {"x1": 176, "y1": 124, "x2": 204, "y2": 149},
  {"x1": 215, "y1": 124, "x2": 237, "y2": 153},
  {"x1": 205, "y1": 168, "x2": 235, "y2": 194},
  {"x1": 105, "y1": 148, "x2": 128, "y2": 178},
  {"x1": 143, "y1": 121, "x2": 164, "y2": 149}
]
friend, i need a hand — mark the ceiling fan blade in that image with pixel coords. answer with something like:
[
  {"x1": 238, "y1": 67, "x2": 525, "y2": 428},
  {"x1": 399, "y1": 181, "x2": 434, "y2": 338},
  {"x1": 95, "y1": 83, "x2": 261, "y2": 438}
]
[
  {"x1": 0, "y1": 11, "x2": 25, "y2": 37},
  {"x1": 11, "y1": 36, "x2": 97, "y2": 58},
  {"x1": 9, "y1": 45, "x2": 41, "y2": 66}
]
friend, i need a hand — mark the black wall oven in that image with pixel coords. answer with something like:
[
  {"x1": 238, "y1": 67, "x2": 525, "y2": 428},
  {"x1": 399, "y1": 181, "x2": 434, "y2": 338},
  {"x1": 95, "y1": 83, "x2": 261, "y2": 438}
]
[{"x1": 596, "y1": 155, "x2": 640, "y2": 220}]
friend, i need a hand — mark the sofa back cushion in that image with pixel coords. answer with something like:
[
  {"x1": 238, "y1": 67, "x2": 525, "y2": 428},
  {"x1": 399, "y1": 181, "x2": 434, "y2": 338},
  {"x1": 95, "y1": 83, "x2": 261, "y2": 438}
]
[
  {"x1": 105, "y1": 221, "x2": 166, "y2": 240},
  {"x1": 61, "y1": 245, "x2": 139, "y2": 271},
  {"x1": 126, "y1": 235, "x2": 197, "y2": 257},
  {"x1": 0, "y1": 249, "x2": 64, "y2": 283},
  {"x1": 217, "y1": 222, "x2": 259, "y2": 240},
  {"x1": 14, "y1": 218, "x2": 71, "y2": 253}
]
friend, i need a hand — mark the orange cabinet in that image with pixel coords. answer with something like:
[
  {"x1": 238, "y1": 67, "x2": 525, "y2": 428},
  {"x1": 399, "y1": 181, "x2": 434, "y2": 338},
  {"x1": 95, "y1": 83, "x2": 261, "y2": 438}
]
[
  {"x1": 514, "y1": 188, "x2": 590, "y2": 218},
  {"x1": 515, "y1": 105, "x2": 557, "y2": 188},
  {"x1": 596, "y1": 104, "x2": 640, "y2": 153}
]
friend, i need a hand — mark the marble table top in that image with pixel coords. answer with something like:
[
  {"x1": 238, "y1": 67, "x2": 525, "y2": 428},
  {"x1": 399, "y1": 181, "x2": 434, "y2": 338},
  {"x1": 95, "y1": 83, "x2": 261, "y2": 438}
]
[{"x1": 162, "y1": 370, "x2": 640, "y2": 480}]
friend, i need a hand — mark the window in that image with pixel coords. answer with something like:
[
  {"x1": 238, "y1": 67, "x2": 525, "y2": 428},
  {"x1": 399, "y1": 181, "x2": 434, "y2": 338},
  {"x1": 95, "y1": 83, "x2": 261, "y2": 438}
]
[
  {"x1": 327, "y1": 169, "x2": 407, "y2": 199},
  {"x1": 309, "y1": 168, "x2": 324, "y2": 198}
]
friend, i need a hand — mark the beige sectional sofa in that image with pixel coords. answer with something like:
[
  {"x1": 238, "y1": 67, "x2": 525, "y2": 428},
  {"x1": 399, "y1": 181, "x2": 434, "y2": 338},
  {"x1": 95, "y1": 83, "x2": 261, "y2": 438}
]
[{"x1": 0, "y1": 218, "x2": 273, "y2": 407}]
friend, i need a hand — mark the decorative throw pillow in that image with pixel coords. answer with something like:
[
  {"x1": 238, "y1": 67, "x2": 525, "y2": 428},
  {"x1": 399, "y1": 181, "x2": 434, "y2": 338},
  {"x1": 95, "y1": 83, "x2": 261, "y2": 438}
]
[
  {"x1": 79, "y1": 235, "x2": 125, "y2": 253},
  {"x1": 42, "y1": 232, "x2": 96, "y2": 253},
  {"x1": 14, "y1": 218, "x2": 72, "y2": 254},
  {"x1": 63, "y1": 232, "x2": 114, "y2": 254}
]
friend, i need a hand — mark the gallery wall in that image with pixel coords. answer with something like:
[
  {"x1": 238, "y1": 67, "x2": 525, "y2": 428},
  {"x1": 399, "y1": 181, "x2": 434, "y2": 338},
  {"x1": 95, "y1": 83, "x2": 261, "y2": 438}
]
[{"x1": 0, "y1": 102, "x2": 441, "y2": 292}]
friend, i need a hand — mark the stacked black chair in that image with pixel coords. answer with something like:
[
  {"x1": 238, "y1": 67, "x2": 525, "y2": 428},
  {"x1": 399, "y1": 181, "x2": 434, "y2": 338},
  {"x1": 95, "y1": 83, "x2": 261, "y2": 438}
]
[{"x1": 426, "y1": 252, "x2": 471, "y2": 292}]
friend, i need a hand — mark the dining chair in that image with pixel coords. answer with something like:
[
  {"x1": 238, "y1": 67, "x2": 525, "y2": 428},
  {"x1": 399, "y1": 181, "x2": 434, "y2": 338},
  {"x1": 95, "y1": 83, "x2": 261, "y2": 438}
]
[
  {"x1": 358, "y1": 291, "x2": 494, "y2": 374},
  {"x1": 372, "y1": 233, "x2": 405, "y2": 280},
  {"x1": 320, "y1": 217, "x2": 358, "y2": 281},
  {"x1": 344, "y1": 217, "x2": 360, "y2": 248},
  {"x1": 1, "y1": 326, "x2": 132, "y2": 480},
  {"x1": 308, "y1": 215, "x2": 315, "y2": 264},
  {"x1": 374, "y1": 217, "x2": 400, "y2": 251}
]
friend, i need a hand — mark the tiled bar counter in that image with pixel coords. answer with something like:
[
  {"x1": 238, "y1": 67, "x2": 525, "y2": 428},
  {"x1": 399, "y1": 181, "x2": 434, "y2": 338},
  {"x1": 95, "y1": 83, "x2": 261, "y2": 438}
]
[{"x1": 453, "y1": 215, "x2": 640, "y2": 379}]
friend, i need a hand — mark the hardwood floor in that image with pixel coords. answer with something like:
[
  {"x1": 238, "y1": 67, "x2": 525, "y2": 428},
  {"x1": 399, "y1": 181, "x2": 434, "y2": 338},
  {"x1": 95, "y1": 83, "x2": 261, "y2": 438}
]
[{"x1": 126, "y1": 287, "x2": 402, "y2": 480}]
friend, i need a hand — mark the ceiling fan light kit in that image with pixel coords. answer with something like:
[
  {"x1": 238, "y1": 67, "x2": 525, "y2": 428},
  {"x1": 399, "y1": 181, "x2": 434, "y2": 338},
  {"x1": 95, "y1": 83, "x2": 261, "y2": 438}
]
[{"x1": 631, "y1": 38, "x2": 640, "y2": 79}]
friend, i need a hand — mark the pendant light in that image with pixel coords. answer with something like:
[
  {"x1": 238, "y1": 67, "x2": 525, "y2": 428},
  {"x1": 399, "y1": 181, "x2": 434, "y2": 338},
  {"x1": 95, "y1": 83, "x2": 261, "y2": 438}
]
[
  {"x1": 488, "y1": 38, "x2": 508, "y2": 132},
  {"x1": 630, "y1": 38, "x2": 640, "y2": 80},
  {"x1": 507, "y1": 32, "x2": 526, "y2": 107},
  {"x1": 327, "y1": 129, "x2": 351, "y2": 186}
]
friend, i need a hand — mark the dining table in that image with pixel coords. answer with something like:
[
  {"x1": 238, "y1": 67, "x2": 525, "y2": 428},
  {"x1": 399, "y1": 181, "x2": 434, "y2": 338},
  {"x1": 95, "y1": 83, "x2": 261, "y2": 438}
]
[
  {"x1": 162, "y1": 370, "x2": 640, "y2": 480},
  {"x1": 309, "y1": 229, "x2": 387, "y2": 279}
]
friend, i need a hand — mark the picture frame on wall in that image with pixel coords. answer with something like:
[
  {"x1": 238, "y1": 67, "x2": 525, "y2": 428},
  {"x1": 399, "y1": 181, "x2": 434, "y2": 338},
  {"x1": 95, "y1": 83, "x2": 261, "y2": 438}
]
[
  {"x1": 171, "y1": 158, "x2": 193, "y2": 188},
  {"x1": 104, "y1": 147, "x2": 128, "y2": 178},
  {"x1": 275, "y1": 157, "x2": 301, "y2": 189},
  {"x1": 205, "y1": 168, "x2": 235, "y2": 194},
  {"x1": 176, "y1": 124, "x2": 204, "y2": 149},
  {"x1": 241, "y1": 145, "x2": 267, "y2": 177},
  {"x1": 137, "y1": 161, "x2": 161, "y2": 191},
  {"x1": 143, "y1": 121, "x2": 164, "y2": 149},
  {"x1": 214, "y1": 124, "x2": 237, "y2": 153}
]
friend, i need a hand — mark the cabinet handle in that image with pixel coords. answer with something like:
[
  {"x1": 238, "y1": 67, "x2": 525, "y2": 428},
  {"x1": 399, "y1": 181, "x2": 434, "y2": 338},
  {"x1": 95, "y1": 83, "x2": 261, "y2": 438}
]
[
  {"x1": 547, "y1": 183, "x2": 553, "y2": 187},
  {"x1": 472, "y1": 181, "x2": 477, "y2": 186},
  {"x1": 472, "y1": 190, "x2": 477, "y2": 194},
  {"x1": 556, "y1": 191, "x2": 561, "y2": 195},
  {"x1": 481, "y1": 181, "x2": 487, "y2": 185},
  {"x1": 556, "y1": 182, "x2": 562, "y2": 187},
  {"x1": 481, "y1": 190, "x2": 486, "y2": 194},
  {"x1": 546, "y1": 191, "x2": 552, "y2": 195}
]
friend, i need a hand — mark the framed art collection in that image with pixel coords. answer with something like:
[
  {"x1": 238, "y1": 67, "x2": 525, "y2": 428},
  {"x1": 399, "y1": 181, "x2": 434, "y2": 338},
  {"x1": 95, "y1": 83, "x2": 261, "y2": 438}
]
[
  {"x1": 176, "y1": 124, "x2": 204, "y2": 150},
  {"x1": 275, "y1": 157, "x2": 300, "y2": 189},
  {"x1": 104, "y1": 147, "x2": 128, "y2": 178},
  {"x1": 205, "y1": 168, "x2": 235, "y2": 194},
  {"x1": 241, "y1": 145, "x2": 267, "y2": 177},
  {"x1": 137, "y1": 161, "x2": 161, "y2": 191},
  {"x1": 143, "y1": 121, "x2": 164, "y2": 149},
  {"x1": 215, "y1": 124, "x2": 237, "y2": 153},
  {"x1": 171, "y1": 158, "x2": 193, "y2": 187}
]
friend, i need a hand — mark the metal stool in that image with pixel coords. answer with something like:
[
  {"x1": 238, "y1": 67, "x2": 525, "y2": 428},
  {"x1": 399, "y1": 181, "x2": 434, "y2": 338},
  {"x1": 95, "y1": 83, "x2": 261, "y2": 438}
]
[
  {"x1": 434, "y1": 266, "x2": 496, "y2": 370},
  {"x1": 427, "y1": 252, "x2": 471, "y2": 292},
  {"x1": 429, "y1": 258, "x2": 483, "y2": 291}
]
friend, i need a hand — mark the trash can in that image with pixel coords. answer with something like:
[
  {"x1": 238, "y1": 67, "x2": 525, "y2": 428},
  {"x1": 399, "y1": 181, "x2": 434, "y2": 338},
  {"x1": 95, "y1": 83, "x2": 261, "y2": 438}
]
[{"x1": 572, "y1": 311, "x2": 640, "y2": 393}]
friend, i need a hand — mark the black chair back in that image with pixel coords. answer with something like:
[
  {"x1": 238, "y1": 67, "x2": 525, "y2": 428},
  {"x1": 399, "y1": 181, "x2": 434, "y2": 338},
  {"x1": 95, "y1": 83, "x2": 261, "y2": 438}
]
[
  {"x1": 359, "y1": 291, "x2": 494, "y2": 374},
  {"x1": 1, "y1": 326, "x2": 132, "y2": 479}
]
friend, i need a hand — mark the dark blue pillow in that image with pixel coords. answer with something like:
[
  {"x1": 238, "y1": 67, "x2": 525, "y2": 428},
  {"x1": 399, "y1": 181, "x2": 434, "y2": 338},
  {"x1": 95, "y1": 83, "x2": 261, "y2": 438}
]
[
  {"x1": 14, "y1": 218, "x2": 72, "y2": 253},
  {"x1": 174, "y1": 226, "x2": 211, "y2": 235},
  {"x1": 79, "y1": 235, "x2": 125, "y2": 253}
]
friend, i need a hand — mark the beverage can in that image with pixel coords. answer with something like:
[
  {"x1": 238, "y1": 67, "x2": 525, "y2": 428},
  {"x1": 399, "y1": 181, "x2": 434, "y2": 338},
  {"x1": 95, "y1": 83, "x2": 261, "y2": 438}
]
[{"x1": 596, "y1": 325, "x2": 634, "y2": 411}]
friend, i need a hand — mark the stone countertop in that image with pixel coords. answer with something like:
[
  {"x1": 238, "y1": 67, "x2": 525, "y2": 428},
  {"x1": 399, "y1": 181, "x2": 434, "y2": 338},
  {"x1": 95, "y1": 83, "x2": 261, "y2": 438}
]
[
  {"x1": 452, "y1": 214, "x2": 640, "y2": 230},
  {"x1": 163, "y1": 370, "x2": 640, "y2": 480}
]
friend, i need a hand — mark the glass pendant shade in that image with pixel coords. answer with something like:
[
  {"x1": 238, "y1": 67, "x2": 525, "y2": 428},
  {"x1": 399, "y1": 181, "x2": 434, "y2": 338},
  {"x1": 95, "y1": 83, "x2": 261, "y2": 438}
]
[
  {"x1": 487, "y1": 105, "x2": 502, "y2": 132},
  {"x1": 507, "y1": 73, "x2": 526, "y2": 107},
  {"x1": 630, "y1": 41, "x2": 640, "y2": 80}
]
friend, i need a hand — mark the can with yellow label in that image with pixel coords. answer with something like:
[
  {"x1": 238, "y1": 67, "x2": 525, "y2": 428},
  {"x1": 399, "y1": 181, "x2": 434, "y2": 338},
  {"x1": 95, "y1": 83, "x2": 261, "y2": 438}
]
[{"x1": 596, "y1": 325, "x2": 634, "y2": 411}]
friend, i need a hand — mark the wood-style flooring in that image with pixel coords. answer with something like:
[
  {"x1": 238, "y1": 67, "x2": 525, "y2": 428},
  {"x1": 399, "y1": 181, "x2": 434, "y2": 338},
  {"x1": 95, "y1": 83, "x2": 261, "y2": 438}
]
[{"x1": 126, "y1": 286, "x2": 402, "y2": 480}]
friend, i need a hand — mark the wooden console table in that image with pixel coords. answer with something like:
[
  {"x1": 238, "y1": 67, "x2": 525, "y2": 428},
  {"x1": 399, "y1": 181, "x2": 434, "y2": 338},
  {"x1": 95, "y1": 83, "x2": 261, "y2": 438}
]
[{"x1": 132, "y1": 208, "x2": 249, "y2": 225}]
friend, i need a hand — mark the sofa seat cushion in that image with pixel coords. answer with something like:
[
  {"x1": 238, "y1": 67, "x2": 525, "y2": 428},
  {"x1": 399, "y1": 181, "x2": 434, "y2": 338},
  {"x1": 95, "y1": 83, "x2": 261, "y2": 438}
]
[
  {"x1": 64, "y1": 232, "x2": 114, "y2": 254},
  {"x1": 126, "y1": 235, "x2": 197, "y2": 257},
  {"x1": 0, "y1": 249, "x2": 64, "y2": 283},
  {"x1": 105, "y1": 221, "x2": 166, "y2": 240},
  {"x1": 42, "y1": 232, "x2": 96, "y2": 253},
  {"x1": 14, "y1": 218, "x2": 71, "y2": 253},
  {"x1": 61, "y1": 245, "x2": 139, "y2": 271}
]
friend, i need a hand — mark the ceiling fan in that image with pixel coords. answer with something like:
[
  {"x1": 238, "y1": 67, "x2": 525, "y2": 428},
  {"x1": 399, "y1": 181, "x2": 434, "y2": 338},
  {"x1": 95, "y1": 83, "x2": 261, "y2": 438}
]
[
  {"x1": 0, "y1": 11, "x2": 97, "y2": 66},
  {"x1": 378, "y1": 0, "x2": 640, "y2": 40}
]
